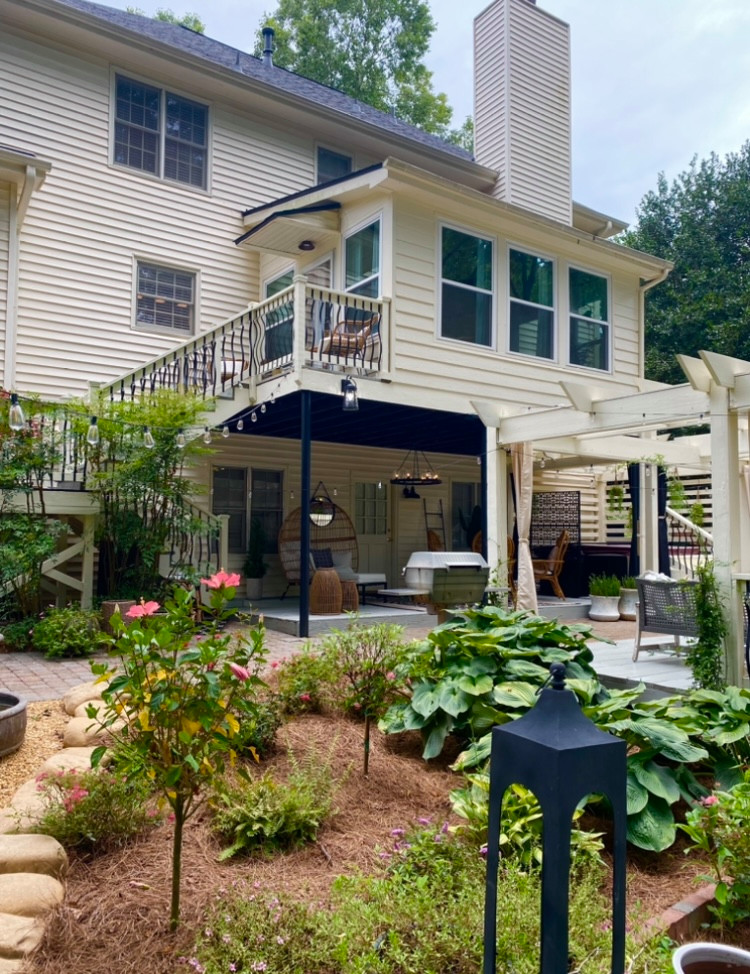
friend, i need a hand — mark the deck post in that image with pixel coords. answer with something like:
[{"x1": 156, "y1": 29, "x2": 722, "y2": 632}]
[
  {"x1": 299, "y1": 390, "x2": 312, "y2": 638},
  {"x1": 80, "y1": 515, "x2": 96, "y2": 609}
]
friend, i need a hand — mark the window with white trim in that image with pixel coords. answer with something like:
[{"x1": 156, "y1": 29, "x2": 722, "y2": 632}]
[
  {"x1": 355, "y1": 483, "x2": 387, "y2": 536},
  {"x1": 135, "y1": 261, "x2": 195, "y2": 333},
  {"x1": 509, "y1": 248, "x2": 554, "y2": 359},
  {"x1": 317, "y1": 147, "x2": 352, "y2": 185},
  {"x1": 250, "y1": 469, "x2": 283, "y2": 555},
  {"x1": 440, "y1": 226, "x2": 493, "y2": 347},
  {"x1": 569, "y1": 268, "x2": 610, "y2": 371},
  {"x1": 345, "y1": 220, "x2": 380, "y2": 296},
  {"x1": 211, "y1": 466, "x2": 247, "y2": 554},
  {"x1": 114, "y1": 75, "x2": 208, "y2": 188}
]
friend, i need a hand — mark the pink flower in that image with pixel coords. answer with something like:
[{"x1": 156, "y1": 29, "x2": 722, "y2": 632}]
[
  {"x1": 229, "y1": 662, "x2": 250, "y2": 681},
  {"x1": 270, "y1": 661, "x2": 279, "y2": 669},
  {"x1": 353, "y1": 702, "x2": 362, "y2": 710},
  {"x1": 386, "y1": 671, "x2": 396, "y2": 681},
  {"x1": 299, "y1": 693, "x2": 311, "y2": 702},
  {"x1": 201, "y1": 570, "x2": 241, "y2": 590},
  {"x1": 126, "y1": 600, "x2": 161, "y2": 618},
  {"x1": 701, "y1": 795, "x2": 719, "y2": 806}
]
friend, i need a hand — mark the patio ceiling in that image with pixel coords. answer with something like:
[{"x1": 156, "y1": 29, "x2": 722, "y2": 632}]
[{"x1": 231, "y1": 390, "x2": 486, "y2": 457}]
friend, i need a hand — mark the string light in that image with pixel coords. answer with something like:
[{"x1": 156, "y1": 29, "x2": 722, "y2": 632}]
[
  {"x1": 176, "y1": 430, "x2": 186, "y2": 450},
  {"x1": 222, "y1": 425, "x2": 230, "y2": 438},
  {"x1": 236, "y1": 419, "x2": 244, "y2": 431},
  {"x1": 251, "y1": 412, "x2": 258, "y2": 423},
  {"x1": 143, "y1": 427, "x2": 155, "y2": 449},
  {"x1": 8, "y1": 394, "x2": 25, "y2": 431},
  {"x1": 203, "y1": 427, "x2": 212, "y2": 444},
  {"x1": 86, "y1": 417, "x2": 99, "y2": 447},
  {"x1": 260, "y1": 403, "x2": 266, "y2": 414}
]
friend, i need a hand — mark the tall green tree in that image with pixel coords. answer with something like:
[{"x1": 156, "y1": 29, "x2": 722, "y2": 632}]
[
  {"x1": 622, "y1": 142, "x2": 750, "y2": 384},
  {"x1": 255, "y1": 0, "x2": 454, "y2": 136},
  {"x1": 126, "y1": 7, "x2": 205, "y2": 32}
]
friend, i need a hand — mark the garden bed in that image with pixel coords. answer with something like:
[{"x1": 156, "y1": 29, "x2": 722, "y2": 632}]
[{"x1": 18, "y1": 713, "x2": 743, "y2": 974}]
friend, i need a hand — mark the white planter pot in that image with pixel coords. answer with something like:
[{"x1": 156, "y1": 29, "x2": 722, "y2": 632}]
[
  {"x1": 588, "y1": 595, "x2": 621, "y2": 622},
  {"x1": 618, "y1": 588, "x2": 638, "y2": 621},
  {"x1": 245, "y1": 578, "x2": 263, "y2": 602},
  {"x1": 673, "y1": 942, "x2": 750, "y2": 974}
]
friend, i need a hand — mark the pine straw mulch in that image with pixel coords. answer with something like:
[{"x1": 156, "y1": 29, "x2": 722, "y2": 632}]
[{"x1": 24, "y1": 712, "x2": 739, "y2": 973}]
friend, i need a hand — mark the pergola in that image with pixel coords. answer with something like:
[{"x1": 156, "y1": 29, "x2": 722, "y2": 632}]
[{"x1": 475, "y1": 350, "x2": 750, "y2": 687}]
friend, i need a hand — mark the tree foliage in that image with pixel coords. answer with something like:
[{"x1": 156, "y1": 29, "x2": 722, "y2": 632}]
[
  {"x1": 622, "y1": 142, "x2": 750, "y2": 384},
  {"x1": 126, "y1": 6, "x2": 205, "y2": 32},
  {"x1": 255, "y1": 0, "x2": 454, "y2": 136}
]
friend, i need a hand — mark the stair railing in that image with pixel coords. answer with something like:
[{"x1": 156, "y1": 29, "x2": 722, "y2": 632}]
[{"x1": 665, "y1": 505, "x2": 713, "y2": 578}]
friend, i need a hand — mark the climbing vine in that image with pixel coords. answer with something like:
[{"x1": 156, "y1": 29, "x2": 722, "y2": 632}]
[{"x1": 688, "y1": 563, "x2": 727, "y2": 691}]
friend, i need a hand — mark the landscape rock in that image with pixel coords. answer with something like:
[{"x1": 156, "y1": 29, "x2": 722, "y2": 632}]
[
  {"x1": 62, "y1": 715, "x2": 123, "y2": 748},
  {"x1": 40, "y1": 746, "x2": 99, "y2": 774},
  {"x1": 0, "y1": 835, "x2": 68, "y2": 879},
  {"x1": 0, "y1": 912, "x2": 46, "y2": 958},
  {"x1": 0, "y1": 810, "x2": 20, "y2": 836},
  {"x1": 74, "y1": 698, "x2": 105, "y2": 719},
  {"x1": 62, "y1": 682, "x2": 102, "y2": 717},
  {"x1": 9, "y1": 781, "x2": 45, "y2": 821},
  {"x1": 0, "y1": 873, "x2": 65, "y2": 917},
  {"x1": 0, "y1": 957, "x2": 25, "y2": 972}
]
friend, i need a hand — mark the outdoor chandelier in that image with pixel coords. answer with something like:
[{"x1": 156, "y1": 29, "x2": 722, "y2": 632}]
[{"x1": 390, "y1": 448, "x2": 442, "y2": 486}]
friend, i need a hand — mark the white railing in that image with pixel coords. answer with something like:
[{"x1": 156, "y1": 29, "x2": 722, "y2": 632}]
[{"x1": 666, "y1": 505, "x2": 713, "y2": 578}]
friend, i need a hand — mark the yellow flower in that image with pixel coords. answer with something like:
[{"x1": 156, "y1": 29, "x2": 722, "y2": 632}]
[
  {"x1": 138, "y1": 709, "x2": 152, "y2": 731},
  {"x1": 181, "y1": 717, "x2": 201, "y2": 736},
  {"x1": 224, "y1": 713, "x2": 240, "y2": 737}
]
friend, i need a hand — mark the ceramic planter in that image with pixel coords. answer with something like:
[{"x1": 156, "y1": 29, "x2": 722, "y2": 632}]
[
  {"x1": 672, "y1": 942, "x2": 750, "y2": 974},
  {"x1": 588, "y1": 595, "x2": 621, "y2": 622},
  {"x1": 618, "y1": 587, "x2": 638, "y2": 621},
  {"x1": 0, "y1": 693, "x2": 27, "y2": 758},
  {"x1": 246, "y1": 578, "x2": 263, "y2": 602}
]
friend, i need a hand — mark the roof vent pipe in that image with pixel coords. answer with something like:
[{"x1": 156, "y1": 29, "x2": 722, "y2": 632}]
[{"x1": 262, "y1": 26, "x2": 275, "y2": 66}]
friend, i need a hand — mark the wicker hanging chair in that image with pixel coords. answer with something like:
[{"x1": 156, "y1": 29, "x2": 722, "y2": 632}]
[{"x1": 278, "y1": 504, "x2": 359, "y2": 587}]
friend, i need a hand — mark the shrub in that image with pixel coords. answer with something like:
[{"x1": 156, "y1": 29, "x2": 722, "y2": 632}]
[
  {"x1": 230, "y1": 692, "x2": 283, "y2": 759},
  {"x1": 588, "y1": 573, "x2": 622, "y2": 597},
  {"x1": 211, "y1": 747, "x2": 339, "y2": 860},
  {"x1": 0, "y1": 616, "x2": 36, "y2": 651},
  {"x1": 31, "y1": 605, "x2": 101, "y2": 658},
  {"x1": 30, "y1": 767, "x2": 157, "y2": 849},
  {"x1": 687, "y1": 562, "x2": 726, "y2": 691},
  {"x1": 274, "y1": 645, "x2": 334, "y2": 714}
]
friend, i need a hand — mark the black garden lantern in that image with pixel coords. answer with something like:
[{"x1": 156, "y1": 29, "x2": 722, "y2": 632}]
[{"x1": 483, "y1": 663, "x2": 627, "y2": 974}]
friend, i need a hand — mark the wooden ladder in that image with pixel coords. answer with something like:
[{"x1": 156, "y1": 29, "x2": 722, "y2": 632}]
[{"x1": 423, "y1": 498, "x2": 447, "y2": 550}]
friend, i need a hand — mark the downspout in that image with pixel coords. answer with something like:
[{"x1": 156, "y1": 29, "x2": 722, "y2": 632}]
[{"x1": 638, "y1": 267, "x2": 670, "y2": 386}]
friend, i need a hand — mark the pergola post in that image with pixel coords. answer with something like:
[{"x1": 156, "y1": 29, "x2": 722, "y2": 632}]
[{"x1": 485, "y1": 425, "x2": 502, "y2": 573}]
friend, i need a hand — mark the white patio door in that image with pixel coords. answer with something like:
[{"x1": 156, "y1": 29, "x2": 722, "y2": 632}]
[{"x1": 353, "y1": 481, "x2": 389, "y2": 575}]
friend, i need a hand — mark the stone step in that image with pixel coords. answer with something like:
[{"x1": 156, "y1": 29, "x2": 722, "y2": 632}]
[
  {"x1": 0, "y1": 835, "x2": 67, "y2": 880},
  {"x1": 0, "y1": 913, "x2": 46, "y2": 959},
  {"x1": 0, "y1": 873, "x2": 65, "y2": 917}
]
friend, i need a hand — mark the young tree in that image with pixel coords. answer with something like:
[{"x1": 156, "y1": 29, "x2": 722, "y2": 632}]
[
  {"x1": 126, "y1": 6, "x2": 205, "y2": 32},
  {"x1": 255, "y1": 0, "x2": 453, "y2": 136},
  {"x1": 621, "y1": 142, "x2": 750, "y2": 384}
]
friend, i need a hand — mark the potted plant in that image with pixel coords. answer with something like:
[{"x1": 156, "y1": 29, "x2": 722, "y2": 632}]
[
  {"x1": 588, "y1": 573, "x2": 622, "y2": 622},
  {"x1": 618, "y1": 576, "x2": 638, "y2": 621},
  {"x1": 243, "y1": 517, "x2": 267, "y2": 601}
]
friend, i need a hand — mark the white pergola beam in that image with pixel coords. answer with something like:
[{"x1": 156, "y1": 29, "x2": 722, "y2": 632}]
[
  {"x1": 677, "y1": 355, "x2": 713, "y2": 393},
  {"x1": 699, "y1": 350, "x2": 750, "y2": 389},
  {"x1": 497, "y1": 384, "x2": 711, "y2": 444},
  {"x1": 536, "y1": 434, "x2": 709, "y2": 467}
]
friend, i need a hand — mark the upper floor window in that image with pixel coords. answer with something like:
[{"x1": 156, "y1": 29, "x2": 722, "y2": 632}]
[
  {"x1": 345, "y1": 220, "x2": 380, "y2": 296},
  {"x1": 136, "y1": 261, "x2": 195, "y2": 333},
  {"x1": 114, "y1": 75, "x2": 208, "y2": 189},
  {"x1": 509, "y1": 248, "x2": 554, "y2": 359},
  {"x1": 440, "y1": 226, "x2": 493, "y2": 347},
  {"x1": 569, "y1": 268, "x2": 610, "y2": 371},
  {"x1": 317, "y1": 147, "x2": 352, "y2": 185}
]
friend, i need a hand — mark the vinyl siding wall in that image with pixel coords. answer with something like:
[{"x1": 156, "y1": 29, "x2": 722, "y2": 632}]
[
  {"x1": 391, "y1": 196, "x2": 643, "y2": 406},
  {"x1": 0, "y1": 183, "x2": 9, "y2": 387},
  {"x1": 1, "y1": 29, "x2": 315, "y2": 400}
]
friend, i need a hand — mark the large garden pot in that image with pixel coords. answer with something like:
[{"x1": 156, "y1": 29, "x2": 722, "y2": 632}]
[
  {"x1": 618, "y1": 587, "x2": 638, "y2": 621},
  {"x1": 0, "y1": 692, "x2": 28, "y2": 758},
  {"x1": 588, "y1": 595, "x2": 621, "y2": 622},
  {"x1": 101, "y1": 599, "x2": 136, "y2": 634},
  {"x1": 673, "y1": 942, "x2": 750, "y2": 974}
]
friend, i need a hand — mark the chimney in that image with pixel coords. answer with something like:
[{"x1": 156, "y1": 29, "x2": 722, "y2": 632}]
[
  {"x1": 473, "y1": 0, "x2": 571, "y2": 224},
  {"x1": 262, "y1": 26, "x2": 275, "y2": 66}
]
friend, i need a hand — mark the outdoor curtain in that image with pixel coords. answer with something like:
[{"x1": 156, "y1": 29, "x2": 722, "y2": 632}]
[
  {"x1": 658, "y1": 467, "x2": 670, "y2": 576},
  {"x1": 627, "y1": 463, "x2": 640, "y2": 577},
  {"x1": 511, "y1": 442, "x2": 538, "y2": 612}
]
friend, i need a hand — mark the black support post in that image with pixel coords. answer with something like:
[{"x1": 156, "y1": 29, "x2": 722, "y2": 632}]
[{"x1": 299, "y1": 390, "x2": 311, "y2": 638}]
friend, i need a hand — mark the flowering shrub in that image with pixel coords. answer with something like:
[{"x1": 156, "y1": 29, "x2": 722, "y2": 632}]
[
  {"x1": 274, "y1": 646, "x2": 333, "y2": 714},
  {"x1": 91, "y1": 571, "x2": 267, "y2": 929},
  {"x1": 680, "y1": 770, "x2": 750, "y2": 927},
  {"x1": 30, "y1": 767, "x2": 156, "y2": 849}
]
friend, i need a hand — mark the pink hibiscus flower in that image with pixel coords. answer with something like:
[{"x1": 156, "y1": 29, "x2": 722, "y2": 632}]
[
  {"x1": 126, "y1": 600, "x2": 161, "y2": 618},
  {"x1": 229, "y1": 662, "x2": 251, "y2": 681},
  {"x1": 201, "y1": 570, "x2": 241, "y2": 589}
]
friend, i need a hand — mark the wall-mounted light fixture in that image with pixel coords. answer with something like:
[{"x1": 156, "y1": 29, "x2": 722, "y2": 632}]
[
  {"x1": 341, "y1": 377, "x2": 358, "y2": 411},
  {"x1": 298, "y1": 240, "x2": 315, "y2": 252}
]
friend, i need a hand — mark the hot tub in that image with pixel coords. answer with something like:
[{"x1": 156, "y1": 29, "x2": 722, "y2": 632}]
[{"x1": 403, "y1": 551, "x2": 488, "y2": 590}]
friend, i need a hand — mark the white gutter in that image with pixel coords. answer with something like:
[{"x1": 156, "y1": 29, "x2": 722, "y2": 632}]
[{"x1": 638, "y1": 267, "x2": 671, "y2": 386}]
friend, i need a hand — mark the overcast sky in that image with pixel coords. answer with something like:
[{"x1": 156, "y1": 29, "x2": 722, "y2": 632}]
[{"x1": 108, "y1": 0, "x2": 750, "y2": 225}]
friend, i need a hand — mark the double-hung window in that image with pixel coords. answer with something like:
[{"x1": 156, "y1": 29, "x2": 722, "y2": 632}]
[
  {"x1": 345, "y1": 220, "x2": 380, "y2": 296},
  {"x1": 317, "y1": 147, "x2": 352, "y2": 185},
  {"x1": 569, "y1": 268, "x2": 610, "y2": 371},
  {"x1": 211, "y1": 467, "x2": 247, "y2": 554},
  {"x1": 509, "y1": 248, "x2": 554, "y2": 359},
  {"x1": 263, "y1": 269, "x2": 295, "y2": 361},
  {"x1": 440, "y1": 227, "x2": 493, "y2": 347},
  {"x1": 135, "y1": 261, "x2": 195, "y2": 333},
  {"x1": 250, "y1": 469, "x2": 283, "y2": 555},
  {"x1": 114, "y1": 75, "x2": 208, "y2": 189}
]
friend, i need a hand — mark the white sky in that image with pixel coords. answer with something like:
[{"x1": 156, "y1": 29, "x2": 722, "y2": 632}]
[{"x1": 107, "y1": 0, "x2": 750, "y2": 224}]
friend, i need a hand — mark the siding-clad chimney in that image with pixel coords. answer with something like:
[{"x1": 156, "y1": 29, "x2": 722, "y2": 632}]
[{"x1": 474, "y1": 0, "x2": 571, "y2": 225}]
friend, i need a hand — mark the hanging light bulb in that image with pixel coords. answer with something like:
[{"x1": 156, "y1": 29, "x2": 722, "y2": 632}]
[
  {"x1": 260, "y1": 403, "x2": 266, "y2": 414},
  {"x1": 176, "y1": 430, "x2": 187, "y2": 450},
  {"x1": 203, "y1": 427, "x2": 212, "y2": 444},
  {"x1": 86, "y1": 416, "x2": 100, "y2": 447},
  {"x1": 222, "y1": 425, "x2": 230, "y2": 438},
  {"x1": 333, "y1": 487, "x2": 338, "y2": 496},
  {"x1": 290, "y1": 490, "x2": 295, "y2": 500},
  {"x1": 251, "y1": 411, "x2": 258, "y2": 423},
  {"x1": 270, "y1": 391, "x2": 275, "y2": 404},
  {"x1": 8, "y1": 394, "x2": 25, "y2": 431},
  {"x1": 236, "y1": 418, "x2": 244, "y2": 431},
  {"x1": 143, "y1": 426, "x2": 155, "y2": 449},
  {"x1": 377, "y1": 481, "x2": 382, "y2": 490}
]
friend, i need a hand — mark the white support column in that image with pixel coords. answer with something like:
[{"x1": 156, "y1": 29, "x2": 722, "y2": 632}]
[
  {"x1": 710, "y1": 384, "x2": 743, "y2": 685},
  {"x1": 641, "y1": 463, "x2": 659, "y2": 573},
  {"x1": 485, "y1": 427, "x2": 502, "y2": 573},
  {"x1": 218, "y1": 514, "x2": 230, "y2": 572},
  {"x1": 293, "y1": 274, "x2": 308, "y2": 381},
  {"x1": 80, "y1": 515, "x2": 96, "y2": 610}
]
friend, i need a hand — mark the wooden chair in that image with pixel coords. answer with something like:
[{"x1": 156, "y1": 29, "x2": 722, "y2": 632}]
[
  {"x1": 315, "y1": 311, "x2": 381, "y2": 365},
  {"x1": 427, "y1": 529, "x2": 444, "y2": 552},
  {"x1": 531, "y1": 529, "x2": 570, "y2": 600}
]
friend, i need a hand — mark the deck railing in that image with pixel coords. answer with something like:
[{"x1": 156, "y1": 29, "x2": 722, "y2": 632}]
[
  {"x1": 160, "y1": 500, "x2": 227, "y2": 581},
  {"x1": 99, "y1": 283, "x2": 387, "y2": 404},
  {"x1": 666, "y1": 505, "x2": 713, "y2": 578}
]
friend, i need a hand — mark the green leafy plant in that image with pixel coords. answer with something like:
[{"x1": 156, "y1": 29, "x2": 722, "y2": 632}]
[
  {"x1": 321, "y1": 621, "x2": 406, "y2": 774},
  {"x1": 588, "y1": 573, "x2": 622, "y2": 597},
  {"x1": 211, "y1": 745, "x2": 339, "y2": 860},
  {"x1": 687, "y1": 562, "x2": 726, "y2": 690},
  {"x1": 620, "y1": 577, "x2": 637, "y2": 590},
  {"x1": 229, "y1": 692, "x2": 283, "y2": 759},
  {"x1": 680, "y1": 770, "x2": 750, "y2": 928},
  {"x1": 243, "y1": 516, "x2": 267, "y2": 579},
  {"x1": 91, "y1": 570, "x2": 267, "y2": 929},
  {"x1": 607, "y1": 483, "x2": 626, "y2": 517},
  {"x1": 690, "y1": 499, "x2": 706, "y2": 527},
  {"x1": 31, "y1": 605, "x2": 101, "y2": 659},
  {"x1": 274, "y1": 644, "x2": 334, "y2": 714},
  {"x1": 667, "y1": 472, "x2": 687, "y2": 512},
  {"x1": 30, "y1": 767, "x2": 157, "y2": 849},
  {"x1": 0, "y1": 617, "x2": 36, "y2": 651}
]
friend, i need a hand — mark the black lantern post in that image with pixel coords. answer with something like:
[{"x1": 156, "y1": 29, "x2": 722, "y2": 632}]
[{"x1": 483, "y1": 663, "x2": 627, "y2": 974}]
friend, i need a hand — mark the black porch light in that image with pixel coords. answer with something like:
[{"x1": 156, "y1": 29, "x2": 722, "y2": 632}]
[
  {"x1": 483, "y1": 663, "x2": 627, "y2": 974},
  {"x1": 390, "y1": 448, "x2": 442, "y2": 486},
  {"x1": 341, "y1": 376, "x2": 359, "y2": 411},
  {"x1": 309, "y1": 481, "x2": 335, "y2": 527}
]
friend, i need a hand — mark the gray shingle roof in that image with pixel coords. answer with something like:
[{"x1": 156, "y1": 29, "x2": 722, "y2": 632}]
[{"x1": 51, "y1": 0, "x2": 474, "y2": 163}]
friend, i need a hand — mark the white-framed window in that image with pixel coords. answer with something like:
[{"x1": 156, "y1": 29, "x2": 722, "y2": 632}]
[
  {"x1": 250, "y1": 469, "x2": 284, "y2": 555},
  {"x1": 317, "y1": 146, "x2": 353, "y2": 185},
  {"x1": 211, "y1": 466, "x2": 247, "y2": 554},
  {"x1": 355, "y1": 483, "x2": 387, "y2": 536},
  {"x1": 135, "y1": 261, "x2": 195, "y2": 333},
  {"x1": 569, "y1": 267, "x2": 610, "y2": 371},
  {"x1": 508, "y1": 247, "x2": 555, "y2": 360},
  {"x1": 440, "y1": 225, "x2": 494, "y2": 347},
  {"x1": 114, "y1": 74, "x2": 208, "y2": 189},
  {"x1": 345, "y1": 219, "x2": 380, "y2": 297}
]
